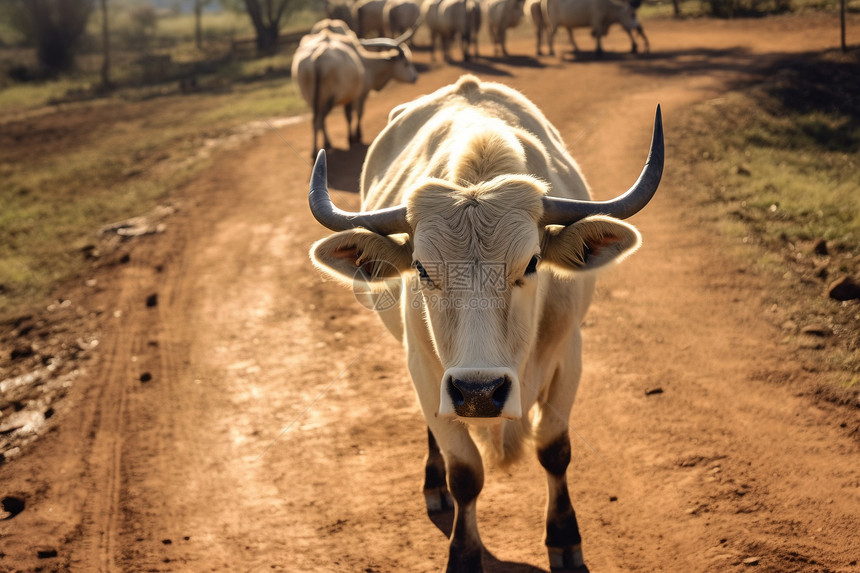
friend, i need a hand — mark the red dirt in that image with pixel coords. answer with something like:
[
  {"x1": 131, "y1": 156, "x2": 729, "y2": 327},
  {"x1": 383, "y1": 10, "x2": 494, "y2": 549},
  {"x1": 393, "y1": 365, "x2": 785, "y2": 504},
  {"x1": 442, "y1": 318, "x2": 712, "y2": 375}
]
[{"x1": 2, "y1": 13, "x2": 860, "y2": 573}]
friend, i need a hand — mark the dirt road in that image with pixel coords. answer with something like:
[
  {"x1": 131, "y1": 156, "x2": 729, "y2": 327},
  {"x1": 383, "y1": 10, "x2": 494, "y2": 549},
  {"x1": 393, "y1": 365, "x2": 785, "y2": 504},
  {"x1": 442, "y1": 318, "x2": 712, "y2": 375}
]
[{"x1": 2, "y1": 14, "x2": 859, "y2": 573}]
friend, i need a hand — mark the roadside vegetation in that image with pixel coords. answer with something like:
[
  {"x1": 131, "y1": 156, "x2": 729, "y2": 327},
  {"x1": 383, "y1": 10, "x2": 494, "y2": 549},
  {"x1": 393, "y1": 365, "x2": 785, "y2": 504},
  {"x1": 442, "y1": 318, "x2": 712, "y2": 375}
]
[
  {"x1": 678, "y1": 48, "x2": 860, "y2": 390},
  {"x1": 0, "y1": 5, "x2": 317, "y2": 318}
]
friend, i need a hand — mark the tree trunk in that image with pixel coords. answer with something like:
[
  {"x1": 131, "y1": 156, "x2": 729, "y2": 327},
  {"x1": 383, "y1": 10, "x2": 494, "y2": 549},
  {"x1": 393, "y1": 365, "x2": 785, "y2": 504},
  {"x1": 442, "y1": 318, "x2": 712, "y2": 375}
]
[
  {"x1": 27, "y1": 0, "x2": 95, "y2": 72},
  {"x1": 38, "y1": 35, "x2": 76, "y2": 72},
  {"x1": 100, "y1": 0, "x2": 111, "y2": 87},
  {"x1": 195, "y1": 3, "x2": 203, "y2": 49},
  {"x1": 243, "y1": 0, "x2": 287, "y2": 53},
  {"x1": 841, "y1": 0, "x2": 847, "y2": 52},
  {"x1": 255, "y1": 24, "x2": 279, "y2": 51}
]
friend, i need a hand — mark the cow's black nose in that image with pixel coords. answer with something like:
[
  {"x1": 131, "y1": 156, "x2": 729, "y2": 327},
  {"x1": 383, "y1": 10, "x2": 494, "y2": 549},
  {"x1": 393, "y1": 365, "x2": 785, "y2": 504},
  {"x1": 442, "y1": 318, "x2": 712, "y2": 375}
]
[{"x1": 447, "y1": 376, "x2": 510, "y2": 418}]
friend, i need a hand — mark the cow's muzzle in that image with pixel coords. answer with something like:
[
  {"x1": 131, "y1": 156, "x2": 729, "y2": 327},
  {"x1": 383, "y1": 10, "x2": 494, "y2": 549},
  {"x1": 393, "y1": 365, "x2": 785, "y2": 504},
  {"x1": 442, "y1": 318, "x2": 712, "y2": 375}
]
[{"x1": 438, "y1": 368, "x2": 522, "y2": 420}]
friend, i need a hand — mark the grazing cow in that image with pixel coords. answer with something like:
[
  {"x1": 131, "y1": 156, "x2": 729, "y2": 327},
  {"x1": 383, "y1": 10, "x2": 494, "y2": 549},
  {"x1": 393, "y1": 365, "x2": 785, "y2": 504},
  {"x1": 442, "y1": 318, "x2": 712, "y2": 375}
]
[
  {"x1": 291, "y1": 27, "x2": 417, "y2": 154},
  {"x1": 308, "y1": 75, "x2": 663, "y2": 572},
  {"x1": 486, "y1": 0, "x2": 526, "y2": 57},
  {"x1": 525, "y1": 0, "x2": 547, "y2": 54},
  {"x1": 423, "y1": 0, "x2": 480, "y2": 62},
  {"x1": 543, "y1": 0, "x2": 649, "y2": 56}
]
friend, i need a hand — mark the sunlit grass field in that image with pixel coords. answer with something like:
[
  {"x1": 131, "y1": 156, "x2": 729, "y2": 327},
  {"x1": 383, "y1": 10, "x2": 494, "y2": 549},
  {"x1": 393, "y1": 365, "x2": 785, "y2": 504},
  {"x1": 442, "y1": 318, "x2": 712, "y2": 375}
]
[{"x1": 0, "y1": 7, "x2": 313, "y2": 316}]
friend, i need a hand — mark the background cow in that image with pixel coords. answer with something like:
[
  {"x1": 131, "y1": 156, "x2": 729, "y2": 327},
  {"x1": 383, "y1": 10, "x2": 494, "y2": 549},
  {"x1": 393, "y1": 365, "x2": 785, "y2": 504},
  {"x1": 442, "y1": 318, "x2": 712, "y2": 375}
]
[
  {"x1": 543, "y1": 0, "x2": 649, "y2": 55},
  {"x1": 423, "y1": 0, "x2": 480, "y2": 61},
  {"x1": 486, "y1": 0, "x2": 527, "y2": 57},
  {"x1": 292, "y1": 24, "x2": 417, "y2": 154}
]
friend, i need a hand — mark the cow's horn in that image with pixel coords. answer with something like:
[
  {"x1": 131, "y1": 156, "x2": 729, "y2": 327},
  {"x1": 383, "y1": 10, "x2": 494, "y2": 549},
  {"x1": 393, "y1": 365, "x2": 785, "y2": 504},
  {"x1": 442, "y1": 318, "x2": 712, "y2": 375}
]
[
  {"x1": 359, "y1": 38, "x2": 400, "y2": 49},
  {"x1": 394, "y1": 16, "x2": 422, "y2": 45},
  {"x1": 541, "y1": 105, "x2": 663, "y2": 225},
  {"x1": 308, "y1": 149, "x2": 411, "y2": 235}
]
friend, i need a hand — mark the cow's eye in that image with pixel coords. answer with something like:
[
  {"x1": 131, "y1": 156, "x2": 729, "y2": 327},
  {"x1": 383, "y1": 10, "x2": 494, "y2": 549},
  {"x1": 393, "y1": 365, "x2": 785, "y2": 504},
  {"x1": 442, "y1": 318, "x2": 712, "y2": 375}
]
[
  {"x1": 524, "y1": 255, "x2": 540, "y2": 276},
  {"x1": 413, "y1": 261, "x2": 434, "y2": 287}
]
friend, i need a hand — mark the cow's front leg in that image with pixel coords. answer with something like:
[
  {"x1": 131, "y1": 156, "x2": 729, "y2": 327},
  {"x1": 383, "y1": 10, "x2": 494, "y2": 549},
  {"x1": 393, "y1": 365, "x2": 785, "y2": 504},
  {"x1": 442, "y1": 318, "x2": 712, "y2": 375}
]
[
  {"x1": 429, "y1": 422, "x2": 485, "y2": 573},
  {"x1": 424, "y1": 427, "x2": 454, "y2": 512},
  {"x1": 535, "y1": 359, "x2": 586, "y2": 571},
  {"x1": 445, "y1": 454, "x2": 484, "y2": 572},
  {"x1": 537, "y1": 431, "x2": 584, "y2": 571}
]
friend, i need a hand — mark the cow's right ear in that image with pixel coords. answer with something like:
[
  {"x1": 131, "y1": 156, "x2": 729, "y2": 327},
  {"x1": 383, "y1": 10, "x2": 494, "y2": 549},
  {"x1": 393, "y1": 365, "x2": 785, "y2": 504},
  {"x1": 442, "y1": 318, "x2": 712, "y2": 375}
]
[
  {"x1": 541, "y1": 215, "x2": 642, "y2": 276},
  {"x1": 310, "y1": 229, "x2": 413, "y2": 286}
]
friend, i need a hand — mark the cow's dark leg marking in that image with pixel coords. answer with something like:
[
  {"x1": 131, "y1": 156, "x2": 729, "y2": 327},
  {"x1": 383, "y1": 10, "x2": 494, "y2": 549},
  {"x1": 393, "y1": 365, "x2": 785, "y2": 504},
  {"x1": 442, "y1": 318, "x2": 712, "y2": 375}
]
[
  {"x1": 344, "y1": 103, "x2": 356, "y2": 144},
  {"x1": 445, "y1": 460, "x2": 484, "y2": 573},
  {"x1": 423, "y1": 427, "x2": 453, "y2": 512},
  {"x1": 538, "y1": 431, "x2": 584, "y2": 571}
]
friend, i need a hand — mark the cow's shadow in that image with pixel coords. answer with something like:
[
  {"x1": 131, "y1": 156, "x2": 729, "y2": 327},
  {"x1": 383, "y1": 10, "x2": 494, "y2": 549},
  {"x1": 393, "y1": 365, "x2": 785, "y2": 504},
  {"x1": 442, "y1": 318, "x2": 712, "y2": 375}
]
[
  {"x1": 427, "y1": 510, "x2": 589, "y2": 573},
  {"x1": 557, "y1": 49, "x2": 638, "y2": 63},
  {"x1": 480, "y1": 54, "x2": 546, "y2": 69},
  {"x1": 445, "y1": 58, "x2": 514, "y2": 77}
]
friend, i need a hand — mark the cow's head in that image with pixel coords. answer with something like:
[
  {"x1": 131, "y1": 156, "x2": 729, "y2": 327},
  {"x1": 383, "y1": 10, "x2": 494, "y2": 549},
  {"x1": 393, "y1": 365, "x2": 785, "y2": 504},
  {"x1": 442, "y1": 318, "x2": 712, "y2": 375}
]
[{"x1": 309, "y1": 107, "x2": 663, "y2": 422}]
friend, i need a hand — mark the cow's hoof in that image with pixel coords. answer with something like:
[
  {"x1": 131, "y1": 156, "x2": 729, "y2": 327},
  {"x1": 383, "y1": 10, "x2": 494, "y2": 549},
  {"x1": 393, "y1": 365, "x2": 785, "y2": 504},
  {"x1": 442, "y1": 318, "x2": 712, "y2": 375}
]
[
  {"x1": 548, "y1": 544, "x2": 587, "y2": 571},
  {"x1": 424, "y1": 486, "x2": 454, "y2": 513}
]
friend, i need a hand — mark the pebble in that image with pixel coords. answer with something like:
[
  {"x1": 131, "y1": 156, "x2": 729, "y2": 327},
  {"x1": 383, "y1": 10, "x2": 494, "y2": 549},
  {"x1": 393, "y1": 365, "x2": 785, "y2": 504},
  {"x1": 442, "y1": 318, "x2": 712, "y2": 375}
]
[
  {"x1": 36, "y1": 548, "x2": 58, "y2": 559},
  {"x1": 801, "y1": 324, "x2": 832, "y2": 337},
  {"x1": 828, "y1": 276, "x2": 860, "y2": 301}
]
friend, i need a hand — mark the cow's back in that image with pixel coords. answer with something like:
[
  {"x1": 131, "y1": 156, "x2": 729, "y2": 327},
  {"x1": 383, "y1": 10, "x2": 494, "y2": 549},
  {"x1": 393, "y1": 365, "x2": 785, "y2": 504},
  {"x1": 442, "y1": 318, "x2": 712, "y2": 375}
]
[
  {"x1": 361, "y1": 75, "x2": 590, "y2": 210},
  {"x1": 437, "y1": 0, "x2": 470, "y2": 34},
  {"x1": 546, "y1": 0, "x2": 592, "y2": 28},
  {"x1": 293, "y1": 35, "x2": 365, "y2": 108}
]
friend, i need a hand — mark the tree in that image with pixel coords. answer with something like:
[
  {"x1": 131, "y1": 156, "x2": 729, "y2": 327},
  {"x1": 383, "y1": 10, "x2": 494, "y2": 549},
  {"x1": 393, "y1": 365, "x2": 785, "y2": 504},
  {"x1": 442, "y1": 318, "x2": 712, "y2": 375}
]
[
  {"x1": 99, "y1": 0, "x2": 110, "y2": 87},
  {"x1": 241, "y1": 0, "x2": 309, "y2": 52},
  {"x1": 194, "y1": 0, "x2": 214, "y2": 49},
  {"x1": 6, "y1": 0, "x2": 96, "y2": 72}
]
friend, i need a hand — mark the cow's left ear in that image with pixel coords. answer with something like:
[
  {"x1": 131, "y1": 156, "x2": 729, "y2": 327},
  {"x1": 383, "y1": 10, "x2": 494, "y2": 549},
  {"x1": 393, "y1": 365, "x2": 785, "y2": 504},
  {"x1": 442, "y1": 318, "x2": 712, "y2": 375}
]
[
  {"x1": 310, "y1": 228, "x2": 413, "y2": 286},
  {"x1": 541, "y1": 215, "x2": 642, "y2": 275}
]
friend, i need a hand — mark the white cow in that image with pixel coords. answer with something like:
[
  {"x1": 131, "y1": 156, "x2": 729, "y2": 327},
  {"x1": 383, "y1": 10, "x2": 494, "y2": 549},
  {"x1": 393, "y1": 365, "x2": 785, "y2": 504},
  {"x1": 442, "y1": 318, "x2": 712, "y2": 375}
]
[
  {"x1": 384, "y1": 0, "x2": 422, "y2": 40},
  {"x1": 485, "y1": 0, "x2": 526, "y2": 57},
  {"x1": 308, "y1": 75, "x2": 663, "y2": 572},
  {"x1": 543, "y1": 0, "x2": 649, "y2": 56},
  {"x1": 292, "y1": 26, "x2": 418, "y2": 155},
  {"x1": 525, "y1": 0, "x2": 547, "y2": 55},
  {"x1": 353, "y1": 0, "x2": 389, "y2": 37},
  {"x1": 423, "y1": 0, "x2": 480, "y2": 62}
]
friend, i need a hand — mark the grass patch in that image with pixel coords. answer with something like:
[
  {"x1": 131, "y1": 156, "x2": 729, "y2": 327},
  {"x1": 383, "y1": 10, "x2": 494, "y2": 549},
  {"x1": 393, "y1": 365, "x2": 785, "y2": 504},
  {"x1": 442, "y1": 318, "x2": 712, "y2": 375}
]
[
  {"x1": 689, "y1": 51, "x2": 860, "y2": 253},
  {"x1": 0, "y1": 4, "x2": 319, "y2": 318},
  {"x1": 678, "y1": 48, "x2": 860, "y2": 381},
  {"x1": 0, "y1": 77, "x2": 308, "y2": 319}
]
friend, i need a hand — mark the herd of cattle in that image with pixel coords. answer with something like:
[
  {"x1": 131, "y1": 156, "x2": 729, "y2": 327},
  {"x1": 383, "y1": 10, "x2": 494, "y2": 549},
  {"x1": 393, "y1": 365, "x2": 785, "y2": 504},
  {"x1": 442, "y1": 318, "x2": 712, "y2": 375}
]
[
  {"x1": 291, "y1": 0, "x2": 649, "y2": 152},
  {"x1": 324, "y1": 0, "x2": 649, "y2": 58},
  {"x1": 298, "y1": 1, "x2": 661, "y2": 571}
]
